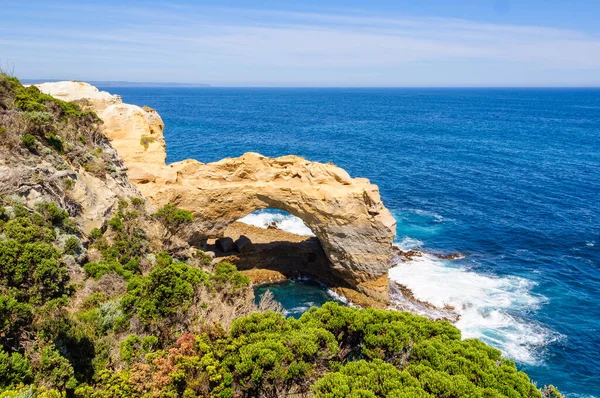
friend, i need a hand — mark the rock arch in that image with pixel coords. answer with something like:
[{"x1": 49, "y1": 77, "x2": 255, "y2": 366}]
[
  {"x1": 138, "y1": 153, "x2": 396, "y2": 281},
  {"x1": 36, "y1": 82, "x2": 397, "y2": 284}
]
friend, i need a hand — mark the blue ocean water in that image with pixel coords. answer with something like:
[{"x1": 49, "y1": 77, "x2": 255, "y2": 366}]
[{"x1": 101, "y1": 86, "x2": 600, "y2": 397}]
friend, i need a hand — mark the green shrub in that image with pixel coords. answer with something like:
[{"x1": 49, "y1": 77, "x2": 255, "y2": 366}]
[
  {"x1": 154, "y1": 204, "x2": 193, "y2": 238},
  {"x1": 541, "y1": 385, "x2": 565, "y2": 398},
  {"x1": 89, "y1": 228, "x2": 103, "y2": 241},
  {"x1": 84, "y1": 260, "x2": 131, "y2": 280},
  {"x1": 107, "y1": 215, "x2": 123, "y2": 231},
  {"x1": 0, "y1": 349, "x2": 33, "y2": 390},
  {"x1": 24, "y1": 111, "x2": 54, "y2": 134},
  {"x1": 63, "y1": 236, "x2": 80, "y2": 255},
  {"x1": 0, "y1": 239, "x2": 66, "y2": 303},
  {"x1": 130, "y1": 197, "x2": 145, "y2": 208},
  {"x1": 0, "y1": 293, "x2": 33, "y2": 347},
  {"x1": 3, "y1": 217, "x2": 55, "y2": 243},
  {"x1": 46, "y1": 133, "x2": 63, "y2": 153},
  {"x1": 21, "y1": 134, "x2": 36, "y2": 149},
  {"x1": 196, "y1": 250, "x2": 212, "y2": 266},
  {"x1": 37, "y1": 345, "x2": 77, "y2": 390},
  {"x1": 141, "y1": 336, "x2": 158, "y2": 352},
  {"x1": 209, "y1": 262, "x2": 249, "y2": 293},
  {"x1": 61, "y1": 217, "x2": 79, "y2": 235},
  {"x1": 13, "y1": 84, "x2": 86, "y2": 119},
  {"x1": 313, "y1": 359, "x2": 427, "y2": 397},
  {"x1": 12, "y1": 204, "x2": 30, "y2": 219},
  {"x1": 96, "y1": 210, "x2": 146, "y2": 269},
  {"x1": 118, "y1": 199, "x2": 129, "y2": 210},
  {"x1": 122, "y1": 253, "x2": 207, "y2": 322},
  {"x1": 36, "y1": 202, "x2": 68, "y2": 226},
  {"x1": 15, "y1": 85, "x2": 47, "y2": 112},
  {"x1": 119, "y1": 335, "x2": 141, "y2": 364},
  {"x1": 81, "y1": 292, "x2": 106, "y2": 310},
  {"x1": 140, "y1": 135, "x2": 155, "y2": 150},
  {"x1": 86, "y1": 302, "x2": 555, "y2": 398}
]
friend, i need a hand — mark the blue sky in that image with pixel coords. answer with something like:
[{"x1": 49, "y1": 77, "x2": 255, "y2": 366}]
[{"x1": 1, "y1": 0, "x2": 600, "y2": 86}]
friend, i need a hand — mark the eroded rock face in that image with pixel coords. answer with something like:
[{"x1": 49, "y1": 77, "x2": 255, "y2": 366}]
[
  {"x1": 37, "y1": 82, "x2": 397, "y2": 282},
  {"x1": 148, "y1": 153, "x2": 397, "y2": 280}
]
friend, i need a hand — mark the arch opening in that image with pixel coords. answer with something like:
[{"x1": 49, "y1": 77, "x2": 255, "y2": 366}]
[{"x1": 237, "y1": 209, "x2": 315, "y2": 237}]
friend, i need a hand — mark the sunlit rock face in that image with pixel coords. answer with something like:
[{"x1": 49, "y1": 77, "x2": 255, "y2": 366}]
[{"x1": 37, "y1": 82, "x2": 397, "y2": 284}]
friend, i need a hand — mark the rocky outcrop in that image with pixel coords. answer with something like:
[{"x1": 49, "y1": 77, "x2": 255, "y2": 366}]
[
  {"x1": 143, "y1": 153, "x2": 397, "y2": 282},
  {"x1": 37, "y1": 82, "x2": 397, "y2": 285}
]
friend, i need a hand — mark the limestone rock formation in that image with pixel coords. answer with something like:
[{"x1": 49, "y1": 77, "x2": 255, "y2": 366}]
[
  {"x1": 145, "y1": 153, "x2": 397, "y2": 280},
  {"x1": 37, "y1": 81, "x2": 397, "y2": 283}
]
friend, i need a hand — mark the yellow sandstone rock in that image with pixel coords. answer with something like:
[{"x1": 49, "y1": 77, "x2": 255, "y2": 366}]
[{"x1": 37, "y1": 81, "x2": 397, "y2": 284}]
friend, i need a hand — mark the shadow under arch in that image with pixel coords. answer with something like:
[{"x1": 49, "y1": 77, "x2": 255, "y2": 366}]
[{"x1": 205, "y1": 207, "x2": 346, "y2": 286}]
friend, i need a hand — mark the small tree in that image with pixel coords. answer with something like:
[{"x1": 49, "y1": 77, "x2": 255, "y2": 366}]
[
  {"x1": 21, "y1": 134, "x2": 36, "y2": 149},
  {"x1": 153, "y1": 204, "x2": 193, "y2": 240}
]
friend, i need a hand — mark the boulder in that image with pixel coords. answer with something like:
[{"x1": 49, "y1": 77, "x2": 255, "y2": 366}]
[
  {"x1": 234, "y1": 235, "x2": 254, "y2": 253},
  {"x1": 216, "y1": 237, "x2": 234, "y2": 253}
]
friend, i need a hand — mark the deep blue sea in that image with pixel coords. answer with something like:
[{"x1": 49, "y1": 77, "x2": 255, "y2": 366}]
[{"x1": 101, "y1": 86, "x2": 600, "y2": 397}]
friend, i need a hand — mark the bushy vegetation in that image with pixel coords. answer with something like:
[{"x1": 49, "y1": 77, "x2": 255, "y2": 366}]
[
  {"x1": 75, "y1": 304, "x2": 550, "y2": 398},
  {"x1": 0, "y1": 200, "x2": 261, "y2": 396},
  {"x1": 122, "y1": 253, "x2": 208, "y2": 323},
  {"x1": 0, "y1": 202, "x2": 80, "y2": 395},
  {"x1": 21, "y1": 133, "x2": 36, "y2": 149},
  {"x1": 154, "y1": 203, "x2": 194, "y2": 240},
  {"x1": 0, "y1": 199, "x2": 564, "y2": 398},
  {"x1": 0, "y1": 74, "x2": 112, "y2": 180}
]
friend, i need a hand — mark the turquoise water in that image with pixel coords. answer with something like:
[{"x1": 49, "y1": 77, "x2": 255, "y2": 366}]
[
  {"x1": 254, "y1": 280, "x2": 345, "y2": 318},
  {"x1": 102, "y1": 87, "x2": 600, "y2": 397}
]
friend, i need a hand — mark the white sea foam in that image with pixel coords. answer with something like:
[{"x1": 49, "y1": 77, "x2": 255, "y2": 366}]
[
  {"x1": 389, "y1": 251, "x2": 562, "y2": 365},
  {"x1": 284, "y1": 306, "x2": 310, "y2": 316},
  {"x1": 326, "y1": 288, "x2": 359, "y2": 307},
  {"x1": 397, "y1": 236, "x2": 424, "y2": 250},
  {"x1": 238, "y1": 210, "x2": 315, "y2": 236},
  {"x1": 411, "y1": 209, "x2": 445, "y2": 223}
]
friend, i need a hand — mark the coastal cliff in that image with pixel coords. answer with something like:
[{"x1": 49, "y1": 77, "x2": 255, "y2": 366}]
[{"x1": 36, "y1": 81, "x2": 397, "y2": 302}]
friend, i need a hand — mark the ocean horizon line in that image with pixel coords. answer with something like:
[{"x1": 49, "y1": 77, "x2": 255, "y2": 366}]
[{"x1": 19, "y1": 79, "x2": 600, "y2": 90}]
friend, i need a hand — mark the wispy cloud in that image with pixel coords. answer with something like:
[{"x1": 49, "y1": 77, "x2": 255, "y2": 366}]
[{"x1": 1, "y1": 2, "x2": 599, "y2": 85}]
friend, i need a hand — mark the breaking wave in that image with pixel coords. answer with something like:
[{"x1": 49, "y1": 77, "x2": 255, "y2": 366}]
[{"x1": 389, "y1": 251, "x2": 563, "y2": 365}]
